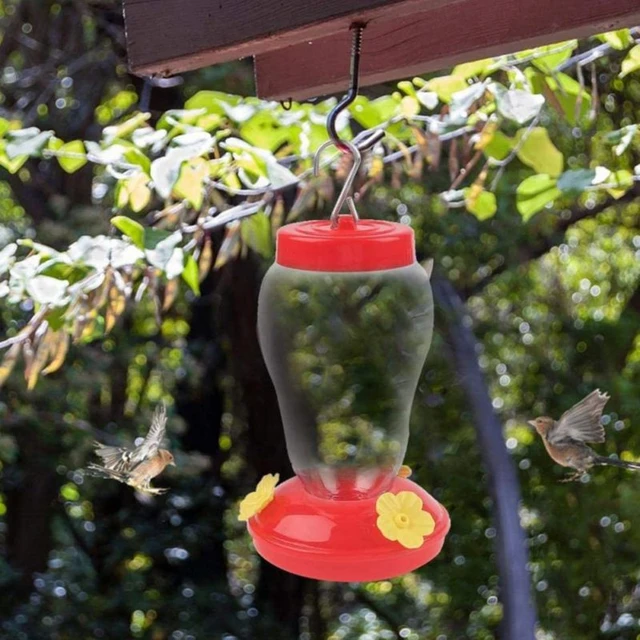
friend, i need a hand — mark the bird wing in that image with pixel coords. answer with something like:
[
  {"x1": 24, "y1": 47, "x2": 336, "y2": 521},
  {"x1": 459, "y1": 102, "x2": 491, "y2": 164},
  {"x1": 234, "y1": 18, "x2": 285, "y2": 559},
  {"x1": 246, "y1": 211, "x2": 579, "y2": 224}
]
[
  {"x1": 129, "y1": 403, "x2": 167, "y2": 464},
  {"x1": 547, "y1": 389, "x2": 609, "y2": 445},
  {"x1": 93, "y1": 442, "x2": 134, "y2": 473}
]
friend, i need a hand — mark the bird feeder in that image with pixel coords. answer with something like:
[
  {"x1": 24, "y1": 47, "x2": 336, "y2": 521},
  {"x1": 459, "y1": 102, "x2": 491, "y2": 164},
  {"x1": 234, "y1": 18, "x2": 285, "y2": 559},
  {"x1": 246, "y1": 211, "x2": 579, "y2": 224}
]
[{"x1": 234, "y1": 121, "x2": 450, "y2": 580}]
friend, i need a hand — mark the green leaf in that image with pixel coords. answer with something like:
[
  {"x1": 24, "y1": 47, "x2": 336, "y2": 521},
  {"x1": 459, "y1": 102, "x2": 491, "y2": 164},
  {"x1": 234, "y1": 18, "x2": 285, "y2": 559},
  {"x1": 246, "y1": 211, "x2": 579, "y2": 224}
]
[
  {"x1": 557, "y1": 169, "x2": 596, "y2": 195},
  {"x1": 123, "y1": 147, "x2": 151, "y2": 174},
  {"x1": 398, "y1": 80, "x2": 416, "y2": 96},
  {"x1": 47, "y1": 137, "x2": 63, "y2": 151},
  {"x1": 240, "y1": 111, "x2": 297, "y2": 151},
  {"x1": 181, "y1": 254, "x2": 201, "y2": 295},
  {"x1": 515, "y1": 128, "x2": 564, "y2": 177},
  {"x1": 241, "y1": 212, "x2": 272, "y2": 259},
  {"x1": 111, "y1": 216, "x2": 145, "y2": 248},
  {"x1": 103, "y1": 112, "x2": 151, "y2": 143},
  {"x1": 144, "y1": 228, "x2": 173, "y2": 250},
  {"x1": 539, "y1": 71, "x2": 592, "y2": 125},
  {"x1": 400, "y1": 96, "x2": 420, "y2": 118},
  {"x1": 493, "y1": 86, "x2": 544, "y2": 124},
  {"x1": 116, "y1": 173, "x2": 151, "y2": 212},
  {"x1": 185, "y1": 91, "x2": 240, "y2": 114},
  {"x1": 5, "y1": 128, "x2": 53, "y2": 159},
  {"x1": 482, "y1": 131, "x2": 513, "y2": 161},
  {"x1": 606, "y1": 169, "x2": 634, "y2": 199},
  {"x1": 0, "y1": 145, "x2": 27, "y2": 173},
  {"x1": 425, "y1": 75, "x2": 468, "y2": 103},
  {"x1": 531, "y1": 40, "x2": 577, "y2": 73},
  {"x1": 620, "y1": 45, "x2": 640, "y2": 78},
  {"x1": 156, "y1": 108, "x2": 207, "y2": 131},
  {"x1": 150, "y1": 152, "x2": 185, "y2": 199},
  {"x1": 56, "y1": 140, "x2": 87, "y2": 174},
  {"x1": 174, "y1": 158, "x2": 207, "y2": 209},
  {"x1": 463, "y1": 188, "x2": 497, "y2": 220},
  {"x1": 196, "y1": 113, "x2": 223, "y2": 132},
  {"x1": 350, "y1": 96, "x2": 387, "y2": 129},
  {"x1": 131, "y1": 174, "x2": 152, "y2": 212},
  {"x1": 516, "y1": 174, "x2": 561, "y2": 221},
  {"x1": 0, "y1": 118, "x2": 10, "y2": 138},
  {"x1": 452, "y1": 58, "x2": 492, "y2": 79},
  {"x1": 599, "y1": 29, "x2": 633, "y2": 50},
  {"x1": 45, "y1": 306, "x2": 68, "y2": 331}
]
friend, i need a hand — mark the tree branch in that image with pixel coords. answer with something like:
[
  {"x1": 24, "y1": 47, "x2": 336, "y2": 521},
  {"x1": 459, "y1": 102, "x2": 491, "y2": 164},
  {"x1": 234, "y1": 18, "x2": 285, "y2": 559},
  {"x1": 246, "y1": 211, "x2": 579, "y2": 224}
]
[
  {"x1": 432, "y1": 275, "x2": 537, "y2": 640},
  {"x1": 463, "y1": 186, "x2": 640, "y2": 299}
]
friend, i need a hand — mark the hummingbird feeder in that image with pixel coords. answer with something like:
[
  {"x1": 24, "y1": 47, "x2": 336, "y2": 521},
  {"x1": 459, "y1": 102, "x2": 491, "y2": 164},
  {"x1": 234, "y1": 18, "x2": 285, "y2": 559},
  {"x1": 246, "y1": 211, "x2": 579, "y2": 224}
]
[{"x1": 238, "y1": 26, "x2": 450, "y2": 582}]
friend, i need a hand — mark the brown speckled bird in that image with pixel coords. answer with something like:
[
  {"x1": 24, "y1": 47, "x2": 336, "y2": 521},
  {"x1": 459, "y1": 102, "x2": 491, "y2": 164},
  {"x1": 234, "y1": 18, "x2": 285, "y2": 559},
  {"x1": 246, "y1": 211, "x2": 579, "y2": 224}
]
[
  {"x1": 85, "y1": 404, "x2": 175, "y2": 495},
  {"x1": 529, "y1": 389, "x2": 640, "y2": 482}
]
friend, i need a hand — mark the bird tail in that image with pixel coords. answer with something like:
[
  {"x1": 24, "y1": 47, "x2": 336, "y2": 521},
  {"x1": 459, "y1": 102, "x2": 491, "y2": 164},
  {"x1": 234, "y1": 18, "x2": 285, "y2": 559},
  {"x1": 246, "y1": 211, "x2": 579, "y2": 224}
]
[
  {"x1": 594, "y1": 456, "x2": 640, "y2": 471},
  {"x1": 84, "y1": 463, "x2": 130, "y2": 483}
]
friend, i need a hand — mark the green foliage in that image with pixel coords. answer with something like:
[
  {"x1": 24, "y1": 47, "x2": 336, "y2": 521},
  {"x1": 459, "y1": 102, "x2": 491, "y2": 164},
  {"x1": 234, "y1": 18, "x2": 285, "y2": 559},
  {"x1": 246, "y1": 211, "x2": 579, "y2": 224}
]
[
  {"x1": 0, "y1": 36, "x2": 638, "y2": 366},
  {"x1": 1, "y1": 10, "x2": 640, "y2": 639}
]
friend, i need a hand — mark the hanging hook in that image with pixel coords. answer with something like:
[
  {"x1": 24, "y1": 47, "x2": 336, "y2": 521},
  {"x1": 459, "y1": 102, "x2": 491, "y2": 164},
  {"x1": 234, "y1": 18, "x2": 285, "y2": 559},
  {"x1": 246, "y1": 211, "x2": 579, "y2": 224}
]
[
  {"x1": 327, "y1": 23, "x2": 364, "y2": 151},
  {"x1": 313, "y1": 139, "x2": 362, "y2": 229},
  {"x1": 326, "y1": 23, "x2": 385, "y2": 155}
]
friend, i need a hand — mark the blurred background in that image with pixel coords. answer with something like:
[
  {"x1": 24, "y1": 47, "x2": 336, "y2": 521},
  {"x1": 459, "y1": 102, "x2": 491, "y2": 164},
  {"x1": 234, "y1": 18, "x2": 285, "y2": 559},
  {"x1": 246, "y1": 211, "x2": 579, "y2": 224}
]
[{"x1": 0, "y1": 1, "x2": 639, "y2": 639}]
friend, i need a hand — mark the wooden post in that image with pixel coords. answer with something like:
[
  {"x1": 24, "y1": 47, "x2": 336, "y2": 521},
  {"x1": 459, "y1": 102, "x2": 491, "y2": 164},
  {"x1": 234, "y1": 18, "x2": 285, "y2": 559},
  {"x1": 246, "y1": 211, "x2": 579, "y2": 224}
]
[
  {"x1": 255, "y1": 0, "x2": 640, "y2": 100},
  {"x1": 123, "y1": 0, "x2": 459, "y2": 77},
  {"x1": 123, "y1": 0, "x2": 640, "y2": 100}
]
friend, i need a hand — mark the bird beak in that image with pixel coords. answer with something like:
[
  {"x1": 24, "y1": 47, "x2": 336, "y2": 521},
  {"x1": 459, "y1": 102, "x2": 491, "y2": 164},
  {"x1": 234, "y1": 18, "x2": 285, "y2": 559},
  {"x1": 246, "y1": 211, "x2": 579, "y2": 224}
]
[
  {"x1": 169, "y1": 461, "x2": 176, "y2": 466},
  {"x1": 527, "y1": 420, "x2": 536, "y2": 428}
]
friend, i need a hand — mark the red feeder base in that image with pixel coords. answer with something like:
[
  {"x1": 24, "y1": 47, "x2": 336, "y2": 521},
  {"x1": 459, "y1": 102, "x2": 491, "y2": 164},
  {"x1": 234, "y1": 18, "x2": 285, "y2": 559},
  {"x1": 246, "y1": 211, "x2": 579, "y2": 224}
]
[{"x1": 248, "y1": 476, "x2": 450, "y2": 582}]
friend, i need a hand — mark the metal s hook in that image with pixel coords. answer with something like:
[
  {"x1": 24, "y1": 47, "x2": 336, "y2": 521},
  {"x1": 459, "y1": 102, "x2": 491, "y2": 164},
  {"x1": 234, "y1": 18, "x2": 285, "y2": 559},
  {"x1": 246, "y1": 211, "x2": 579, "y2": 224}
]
[{"x1": 314, "y1": 139, "x2": 362, "y2": 229}]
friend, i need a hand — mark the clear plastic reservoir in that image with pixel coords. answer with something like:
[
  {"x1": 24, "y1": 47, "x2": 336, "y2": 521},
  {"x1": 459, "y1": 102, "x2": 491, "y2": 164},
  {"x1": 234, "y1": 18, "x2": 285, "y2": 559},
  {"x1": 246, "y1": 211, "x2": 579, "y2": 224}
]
[{"x1": 258, "y1": 251, "x2": 433, "y2": 500}]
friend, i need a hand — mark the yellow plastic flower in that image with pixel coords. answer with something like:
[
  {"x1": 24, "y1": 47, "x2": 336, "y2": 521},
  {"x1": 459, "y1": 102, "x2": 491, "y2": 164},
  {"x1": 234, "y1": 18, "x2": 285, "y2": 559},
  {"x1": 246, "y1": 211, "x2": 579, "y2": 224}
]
[
  {"x1": 238, "y1": 473, "x2": 279, "y2": 522},
  {"x1": 397, "y1": 464, "x2": 412, "y2": 478},
  {"x1": 375, "y1": 491, "x2": 435, "y2": 549}
]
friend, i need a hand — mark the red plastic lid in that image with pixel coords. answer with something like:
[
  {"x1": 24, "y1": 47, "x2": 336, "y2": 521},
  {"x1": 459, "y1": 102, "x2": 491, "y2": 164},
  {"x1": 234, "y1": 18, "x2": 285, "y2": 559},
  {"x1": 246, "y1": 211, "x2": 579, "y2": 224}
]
[{"x1": 276, "y1": 215, "x2": 415, "y2": 272}]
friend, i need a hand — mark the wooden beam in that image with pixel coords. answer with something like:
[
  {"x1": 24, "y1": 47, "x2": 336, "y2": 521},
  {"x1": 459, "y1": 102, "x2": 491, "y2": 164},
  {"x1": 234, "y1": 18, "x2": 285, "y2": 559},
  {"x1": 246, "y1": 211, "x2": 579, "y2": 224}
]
[
  {"x1": 123, "y1": 0, "x2": 460, "y2": 77},
  {"x1": 255, "y1": 0, "x2": 640, "y2": 100}
]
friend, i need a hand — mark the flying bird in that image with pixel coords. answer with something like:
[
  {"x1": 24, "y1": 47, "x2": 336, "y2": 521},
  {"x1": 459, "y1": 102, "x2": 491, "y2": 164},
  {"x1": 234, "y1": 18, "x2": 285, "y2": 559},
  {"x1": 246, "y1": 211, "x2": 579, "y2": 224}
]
[
  {"x1": 528, "y1": 389, "x2": 640, "y2": 482},
  {"x1": 85, "y1": 404, "x2": 175, "y2": 494}
]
